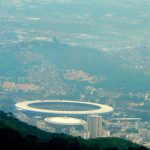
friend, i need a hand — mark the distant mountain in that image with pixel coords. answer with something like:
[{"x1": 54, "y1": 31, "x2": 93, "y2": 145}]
[{"x1": 0, "y1": 111, "x2": 148, "y2": 150}]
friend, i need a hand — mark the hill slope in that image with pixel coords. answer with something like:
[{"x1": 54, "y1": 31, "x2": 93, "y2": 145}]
[
  {"x1": 1, "y1": 41, "x2": 150, "y2": 92},
  {"x1": 0, "y1": 111, "x2": 148, "y2": 150}
]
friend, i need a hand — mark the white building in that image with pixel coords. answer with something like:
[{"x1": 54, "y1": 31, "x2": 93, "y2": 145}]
[
  {"x1": 70, "y1": 127, "x2": 90, "y2": 139},
  {"x1": 87, "y1": 115, "x2": 104, "y2": 138},
  {"x1": 114, "y1": 118, "x2": 141, "y2": 130},
  {"x1": 139, "y1": 129, "x2": 150, "y2": 141}
]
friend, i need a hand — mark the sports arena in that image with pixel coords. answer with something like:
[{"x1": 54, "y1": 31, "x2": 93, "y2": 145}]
[
  {"x1": 15, "y1": 100, "x2": 114, "y2": 138},
  {"x1": 15, "y1": 100, "x2": 113, "y2": 117}
]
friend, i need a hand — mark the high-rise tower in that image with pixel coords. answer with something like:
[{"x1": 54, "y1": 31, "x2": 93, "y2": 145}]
[{"x1": 87, "y1": 115, "x2": 103, "y2": 138}]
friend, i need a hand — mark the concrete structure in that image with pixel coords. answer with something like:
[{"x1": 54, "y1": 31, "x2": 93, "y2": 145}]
[
  {"x1": 87, "y1": 115, "x2": 104, "y2": 138},
  {"x1": 70, "y1": 127, "x2": 90, "y2": 139},
  {"x1": 44, "y1": 116, "x2": 87, "y2": 126},
  {"x1": 44, "y1": 116, "x2": 87, "y2": 134},
  {"x1": 15, "y1": 100, "x2": 113, "y2": 115},
  {"x1": 114, "y1": 118, "x2": 141, "y2": 129},
  {"x1": 15, "y1": 100, "x2": 114, "y2": 139},
  {"x1": 139, "y1": 129, "x2": 150, "y2": 141}
]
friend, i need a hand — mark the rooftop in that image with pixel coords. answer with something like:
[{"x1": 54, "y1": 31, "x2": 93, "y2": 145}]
[{"x1": 44, "y1": 117, "x2": 87, "y2": 126}]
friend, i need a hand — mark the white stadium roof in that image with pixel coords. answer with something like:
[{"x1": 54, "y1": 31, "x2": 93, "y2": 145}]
[
  {"x1": 44, "y1": 117, "x2": 86, "y2": 126},
  {"x1": 15, "y1": 100, "x2": 113, "y2": 115}
]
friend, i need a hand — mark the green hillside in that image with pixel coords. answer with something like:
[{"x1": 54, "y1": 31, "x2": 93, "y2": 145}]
[
  {"x1": 0, "y1": 111, "x2": 148, "y2": 150},
  {"x1": 1, "y1": 41, "x2": 150, "y2": 91}
]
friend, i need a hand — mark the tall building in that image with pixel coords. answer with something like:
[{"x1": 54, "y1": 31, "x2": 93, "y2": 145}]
[{"x1": 87, "y1": 115, "x2": 103, "y2": 138}]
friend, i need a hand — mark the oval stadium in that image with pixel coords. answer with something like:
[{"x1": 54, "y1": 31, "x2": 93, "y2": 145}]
[{"x1": 15, "y1": 100, "x2": 113, "y2": 115}]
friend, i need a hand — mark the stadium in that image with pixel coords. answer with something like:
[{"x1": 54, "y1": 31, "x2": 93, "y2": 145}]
[
  {"x1": 15, "y1": 100, "x2": 113, "y2": 116},
  {"x1": 15, "y1": 100, "x2": 113, "y2": 138}
]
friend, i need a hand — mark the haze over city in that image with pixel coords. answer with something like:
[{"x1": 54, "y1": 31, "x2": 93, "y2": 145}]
[{"x1": 0, "y1": 0, "x2": 150, "y2": 149}]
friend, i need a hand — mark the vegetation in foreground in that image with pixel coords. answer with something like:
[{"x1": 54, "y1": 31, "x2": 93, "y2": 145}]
[{"x1": 0, "y1": 111, "x2": 148, "y2": 150}]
